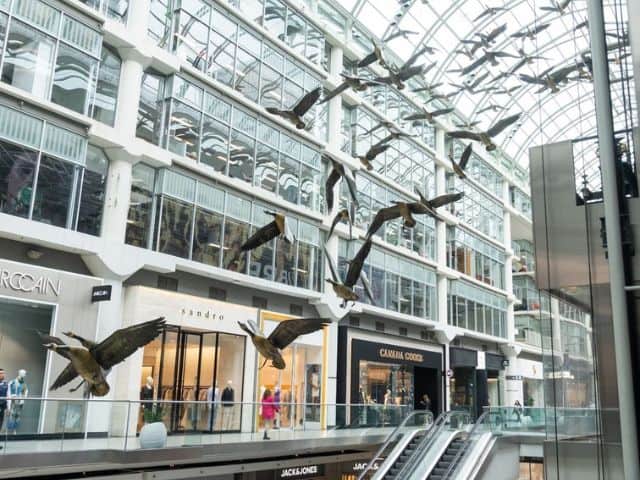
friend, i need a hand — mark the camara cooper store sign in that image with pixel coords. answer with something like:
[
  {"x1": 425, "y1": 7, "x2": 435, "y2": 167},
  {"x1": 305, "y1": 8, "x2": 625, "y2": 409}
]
[{"x1": 0, "y1": 268, "x2": 60, "y2": 297}]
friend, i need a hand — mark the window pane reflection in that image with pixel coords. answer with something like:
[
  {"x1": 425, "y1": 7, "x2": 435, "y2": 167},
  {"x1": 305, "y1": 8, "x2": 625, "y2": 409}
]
[
  {"x1": 32, "y1": 155, "x2": 75, "y2": 228},
  {"x1": 200, "y1": 116, "x2": 229, "y2": 172},
  {"x1": 51, "y1": 43, "x2": 98, "y2": 115},
  {"x1": 157, "y1": 197, "x2": 193, "y2": 259},
  {"x1": 0, "y1": 141, "x2": 36, "y2": 218},
  {"x1": 169, "y1": 101, "x2": 201, "y2": 160},
  {"x1": 224, "y1": 219, "x2": 249, "y2": 272},
  {"x1": 229, "y1": 129, "x2": 255, "y2": 182},
  {"x1": 2, "y1": 20, "x2": 55, "y2": 99},
  {"x1": 192, "y1": 208, "x2": 223, "y2": 266}
]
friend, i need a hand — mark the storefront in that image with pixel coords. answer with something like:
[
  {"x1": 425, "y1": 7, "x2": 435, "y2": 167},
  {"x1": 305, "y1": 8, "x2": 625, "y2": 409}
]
[
  {"x1": 123, "y1": 286, "x2": 258, "y2": 434},
  {"x1": 338, "y1": 457, "x2": 385, "y2": 480},
  {"x1": 449, "y1": 347, "x2": 478, "y2": 416},
  {"x1": 0, "y1": 258, "x2": 104, "y2": 436},
  {"x1": 486, "y1": 352, "x2": 506, "y2": 407},
  {"x1": 257, "y1": 310, "x2": 327, "y2": 430},
  {"x1": 337, "y1": 326, "x2": 443, "y2": 426},
  {"x1": 449, "y1": 348, "x2": 505, "y2": 418}
]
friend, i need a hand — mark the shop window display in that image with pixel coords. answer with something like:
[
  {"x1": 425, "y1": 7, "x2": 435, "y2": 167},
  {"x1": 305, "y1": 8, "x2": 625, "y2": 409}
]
[
  {"x1": 358, "y1": 360, "x2": 413, "y2": 426},
  {"x1": 258, "y1": 317, "x2": 323, "y2": 429},
  {"x1": 139, "y1": 326, "x2": 245, "y2": 433}
]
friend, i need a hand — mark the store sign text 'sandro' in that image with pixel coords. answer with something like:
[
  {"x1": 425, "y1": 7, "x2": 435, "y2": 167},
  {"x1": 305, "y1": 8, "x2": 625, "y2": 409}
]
[
  {"x1": 0, "y1": 269, "x2": 60, "y2": 296},
  {"x1": 180, "y1": 307, "x2": 224, "y2": 321},
  {"x1": 379, "y1": 348, "x2": 424, "y2": 363}
]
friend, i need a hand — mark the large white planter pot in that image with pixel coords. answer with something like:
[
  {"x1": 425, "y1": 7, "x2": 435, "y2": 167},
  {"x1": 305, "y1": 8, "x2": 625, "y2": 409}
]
[{"x1": 139, "y1": 422, "x2": 167, "y2": 449}]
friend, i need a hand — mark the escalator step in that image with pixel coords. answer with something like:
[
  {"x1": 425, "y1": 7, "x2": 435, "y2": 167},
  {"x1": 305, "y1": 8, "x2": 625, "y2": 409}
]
[
  {"x1": 443, "y1": 454, "x2": 455, "y2": 461},
  {"x1": 433, "y1": 468, "x2": 447, "y2": 475},
  {"x1": 430, "y1": 476, "x2": 443, "y2": 480}
]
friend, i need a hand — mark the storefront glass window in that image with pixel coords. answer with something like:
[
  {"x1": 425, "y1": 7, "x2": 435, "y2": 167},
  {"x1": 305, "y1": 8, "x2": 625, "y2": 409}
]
[
  {"x1": 137, "y1": 71, "x2": 166, "y2": 145},
  {"x1": 125, "y1": 164, "x2": 156, "y2": 247},
  {"x1": 447, "y1": 279, "x2": 507, "y2": 338},
  {"x1": 450, "y1": 367, "x2": 475, "y2": 414},
  {"x1": 259, "y1": 317, "x2": 323, "y2": 429},
  {"x1": 140, "y1": 326, "x2": 245, "y2": 433}
]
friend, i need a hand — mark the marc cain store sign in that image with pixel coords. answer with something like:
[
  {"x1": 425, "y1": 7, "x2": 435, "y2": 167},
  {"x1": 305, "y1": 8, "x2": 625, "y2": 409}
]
[{"x1": 0, "y1": 266, "x2": 61, "y2": 297}]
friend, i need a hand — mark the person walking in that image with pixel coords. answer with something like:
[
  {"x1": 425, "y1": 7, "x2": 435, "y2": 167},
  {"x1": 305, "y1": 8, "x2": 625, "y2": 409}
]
[
  {"x1": 0, "y1": 368, "x2": 7, "y2": 448},
  {"x1": 261, "y1": 388, "x2": 277, "y2": 440},
  {"x1": 513, "y1": 399, "x2": 523, "y2": 423}
]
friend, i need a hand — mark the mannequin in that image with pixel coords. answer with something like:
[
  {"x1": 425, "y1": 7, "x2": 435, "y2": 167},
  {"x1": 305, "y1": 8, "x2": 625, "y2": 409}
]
[
  {"x1": 273, "y1": 384, "x2": 281, "y2": 429},
  {"x1": 206, "y1": 383, "x2": 219, "y2": 430},
  {"x1": 7, "y1": 369, "x2": 28, "y2": 434},
  {"x1": 221, "y1": 380, "x2": 234, "y2": 431},
  {"x1": 140, "y1": 377, "x2": 154, "y2": 412}
]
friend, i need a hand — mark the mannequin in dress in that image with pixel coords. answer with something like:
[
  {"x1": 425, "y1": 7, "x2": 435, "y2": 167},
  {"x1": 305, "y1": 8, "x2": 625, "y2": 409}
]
[
  {"x1": 7, "y1": 369, "x2": 28, "y2": 434},
  {"x1": 140, "y1": 377, "x2": 154, "y2": 412},
  {"x1": 207, "y1": 384, "x2": 219, "y2": 430},
  {"x1": 221, "y1": 380, "x2": 234, "y2": 430}
]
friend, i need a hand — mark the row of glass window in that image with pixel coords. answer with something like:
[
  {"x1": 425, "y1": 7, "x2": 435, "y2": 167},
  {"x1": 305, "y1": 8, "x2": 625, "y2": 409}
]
[
  {"x1": 339, "y1": 173, "x2": 436, "y2": 261},
  {"x1": 149, "y1": 0, "x2": 327, "y2": 142},
  {"x1": 137, "y1": 73, "x2": 324, "y2": 212},
  {"x1": 338, "y1": 239, "x2": 437, "y2": 321},
  {"x1": 510, "y1": 185, "x2": 532, "y2": 219},
  {"x1": 448, "y1": 279, "x2": 508, "y2": 339},
  {"x1": 560, "y1": 321, "x2": 590, "y2": 358},
  {"x1": 512, "y1": 239, "x2": 535, "y2": 272},
  {"x1": 450, "y1": 140, "x2": 504, "y2": 199},
  {"x1": 513, "y1": 276, "x2": 550, "y2": 312},
  {"x1": 0, "y1": 103, "x2": 107, "y2": 235},
  {"x1": 558, "y1": 300, "x2": 588, "y2": 325},
  {"x1": 125, "y1": 165, "x2": 324, "y2": 291},
  {"x1": 224, "y1": 0, "x2": 328, "y2": 68},
  {"x1": 345, "y1": 106, "x2": 437, "y2": 192},
  {"x1": 0, "y1": 0, "x2": 121, "y2": 125},
  {"x1": 515, "y1": 314, "x2": 546, "y2": 349},
  {"x1": 77, "y1": 0, "x2": 128, "y2": 22},
  {"x1": 446, "y1": 226, "x2": 505, "y2": 290},
  {"x1": 447, "y1": 173, "x2": 504, "y2": 242}
]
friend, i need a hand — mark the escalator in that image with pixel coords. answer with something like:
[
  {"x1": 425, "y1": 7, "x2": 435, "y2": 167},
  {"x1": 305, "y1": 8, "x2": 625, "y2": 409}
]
[
  {"x1": 426, "y1": 437, "x2": 465, "y2": 479},
  {"x1": 381, "y1": 429, "x2": 427, "y2": 479}
]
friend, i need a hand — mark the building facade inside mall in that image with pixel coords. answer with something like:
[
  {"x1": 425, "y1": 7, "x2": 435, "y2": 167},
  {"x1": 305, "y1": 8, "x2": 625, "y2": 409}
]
[{"x1": 0, "y1": 0, "x2": 636, "y2": 479}]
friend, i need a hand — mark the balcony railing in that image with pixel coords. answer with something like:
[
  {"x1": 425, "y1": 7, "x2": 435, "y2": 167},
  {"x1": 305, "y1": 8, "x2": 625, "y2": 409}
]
[{"x1": 0, "y1": 398, "x2": 412, "y2": 456}]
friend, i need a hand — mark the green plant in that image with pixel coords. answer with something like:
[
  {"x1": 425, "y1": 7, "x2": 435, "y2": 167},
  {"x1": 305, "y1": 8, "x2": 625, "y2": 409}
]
[{"x1": 143, "y1": 406, "x2": 165, "y2": 424}]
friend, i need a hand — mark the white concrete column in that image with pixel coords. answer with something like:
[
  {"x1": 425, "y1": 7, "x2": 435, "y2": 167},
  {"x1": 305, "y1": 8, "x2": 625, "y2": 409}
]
[
  {"x1": 327, "y1": 46, "x2": 344, "y2": 151},
  {"x1": 102, "y1": 48, "x2": 149, "y2": 243},
  {"x1": 101, "y1": 155, "x2": 134, "y2": 243},
  {"x1": 435, "y1": 128, "x2": 446, "y2": 159}
]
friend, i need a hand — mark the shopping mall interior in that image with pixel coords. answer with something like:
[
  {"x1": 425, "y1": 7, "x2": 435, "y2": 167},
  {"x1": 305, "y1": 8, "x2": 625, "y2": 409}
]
[{"x1": 0, "y1": 0, "x2": 637, "y2": 478}]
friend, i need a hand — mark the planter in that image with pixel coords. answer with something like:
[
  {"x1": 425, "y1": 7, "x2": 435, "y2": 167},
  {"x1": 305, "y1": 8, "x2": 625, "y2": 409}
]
[{"x1": 139, "y1": 421, "x2": 167, "y2": 449}]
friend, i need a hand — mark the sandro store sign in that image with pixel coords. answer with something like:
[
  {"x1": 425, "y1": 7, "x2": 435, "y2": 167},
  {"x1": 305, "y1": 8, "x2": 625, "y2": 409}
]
[{"x1": 0, "y1": 268, "x2": 60, "y2": 297}]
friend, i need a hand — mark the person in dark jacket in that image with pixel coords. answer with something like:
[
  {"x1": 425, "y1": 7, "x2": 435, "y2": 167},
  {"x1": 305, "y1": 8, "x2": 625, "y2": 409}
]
[{"x1": 0, "y1": 368, "x2": 7, "y2": 442}]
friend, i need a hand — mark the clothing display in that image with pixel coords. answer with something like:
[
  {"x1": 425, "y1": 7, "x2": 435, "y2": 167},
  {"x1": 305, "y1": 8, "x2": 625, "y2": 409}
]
[
  {"x1": 140, "y1": 385, "x2": 154, "y2": 411},
  {"x1": 221, "y1": 385, "x2": 235, "y2": 430}
]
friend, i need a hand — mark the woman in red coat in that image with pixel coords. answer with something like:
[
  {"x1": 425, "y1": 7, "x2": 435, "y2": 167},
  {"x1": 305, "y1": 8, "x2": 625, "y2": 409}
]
[{"x1": 261, "y1": 388, "x2": 277, "y2": 440}]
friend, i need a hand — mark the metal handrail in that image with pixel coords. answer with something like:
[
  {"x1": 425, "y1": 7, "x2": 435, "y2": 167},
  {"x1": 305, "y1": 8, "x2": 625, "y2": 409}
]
[
  {"x1": 393, "y1": 410, "x2": 472, "y2": 480},
  {"x1": 441, "y1": 411, "x2": 491, "y2": 480},
  {"x1": 357, "y1": 410, "x2": 434, "y2": 480}
]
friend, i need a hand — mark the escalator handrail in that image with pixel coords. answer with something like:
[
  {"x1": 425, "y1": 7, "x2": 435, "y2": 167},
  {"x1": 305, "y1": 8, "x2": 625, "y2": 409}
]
[
  {"x1": 441, "y1": 411, "x2": 491, "y2": 480},
  {"x1": 393, "y1": 410, "x2": 472, "y2": 480},
  {"x1": 357, "y1": 409, "x2": 435, "y2": 480}
]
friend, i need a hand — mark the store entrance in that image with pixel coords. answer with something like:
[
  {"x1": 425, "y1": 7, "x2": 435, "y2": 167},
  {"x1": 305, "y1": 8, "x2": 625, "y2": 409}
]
[
  {"x1": 414, "y1": 367, "x2": 439, "y2": 416},
  {"x1": 141, "y1": 326, "x2": 246, "y2": 433},
  {"x1": 0, "y1": 298, "x2": 53, "y2": 434}
]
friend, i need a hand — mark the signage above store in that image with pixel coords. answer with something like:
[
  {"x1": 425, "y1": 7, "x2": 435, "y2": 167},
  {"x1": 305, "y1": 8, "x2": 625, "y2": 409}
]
[
  {"x1": 379, "y1": 347, "x2": 424, "y2": 363},
  {"x1": 343, "y1": 457, "x2": 385, "y2": 473},
  {"x1": 91, "y1": 285, "x2": 112, "y2": 303},
  {"x1": 0, "y1": 268, "x2": 60, "y2": 297},
  {"x1": 179, "y1": 307, "x2": 224, "y2": 321},
  {"x1": 277, "y1": 464, "x2": 324, "y2": 479}
]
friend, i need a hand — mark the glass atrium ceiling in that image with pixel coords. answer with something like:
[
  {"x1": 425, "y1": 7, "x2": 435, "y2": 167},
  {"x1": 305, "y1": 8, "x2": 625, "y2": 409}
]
[{"x1": 314, "y1": 0, "x2": 635, "y2": 170}]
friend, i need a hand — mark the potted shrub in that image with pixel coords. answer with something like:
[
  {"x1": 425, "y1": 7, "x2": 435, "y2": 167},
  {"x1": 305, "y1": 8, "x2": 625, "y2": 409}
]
[{"x1": 139, "y1": 406, "x2": 167, "y2": 449}]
